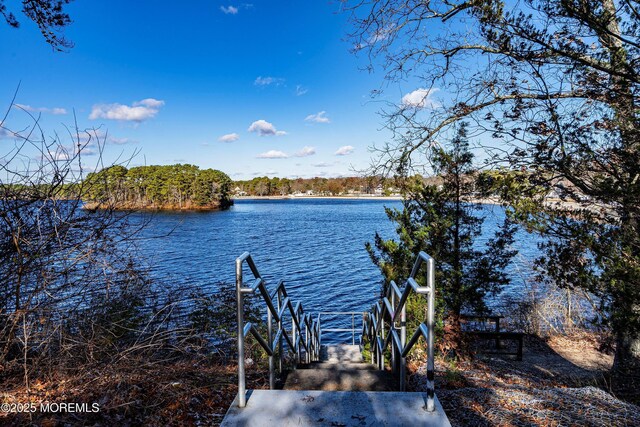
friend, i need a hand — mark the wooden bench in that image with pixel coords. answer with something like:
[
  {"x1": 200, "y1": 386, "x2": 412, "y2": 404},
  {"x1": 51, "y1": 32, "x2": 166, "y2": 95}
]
[
  {"x1": 465, "y1": 331, "x2": 524, "y2": 361},
  {"x1": 461, "y1": 314, "x2": 524, "y2": 361}
]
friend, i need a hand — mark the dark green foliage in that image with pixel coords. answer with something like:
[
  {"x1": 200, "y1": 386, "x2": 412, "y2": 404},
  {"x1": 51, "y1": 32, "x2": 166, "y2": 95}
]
[
  {"x1": 85, "y1": 164, "x2": 232, "y2": 210},
  {"x1": 1, "y1": 0, "x2": 74, "y2": 50},
  {"x1": 367, "y1": 124, "x2": 517, "y2": 354}
]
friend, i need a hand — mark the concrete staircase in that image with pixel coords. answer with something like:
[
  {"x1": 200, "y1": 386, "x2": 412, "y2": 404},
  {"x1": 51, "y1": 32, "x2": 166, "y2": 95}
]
[{"x1": 221, "y1": 344, "x2": 451, "y2": 426}]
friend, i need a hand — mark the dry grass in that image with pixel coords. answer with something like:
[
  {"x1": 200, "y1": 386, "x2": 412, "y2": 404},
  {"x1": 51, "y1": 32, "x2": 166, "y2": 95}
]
[
  {"x1": 0, "y1": 356, "x2": 268, "y2": 426},
  {"x1": 410, "y1": 333, "x2": 639, "y2": 426}
]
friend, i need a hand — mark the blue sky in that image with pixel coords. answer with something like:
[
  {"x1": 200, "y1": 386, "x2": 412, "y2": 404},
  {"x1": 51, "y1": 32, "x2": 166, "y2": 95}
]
[{"x1": 0, "y1": 1, "x2": 438, "y2": 180}]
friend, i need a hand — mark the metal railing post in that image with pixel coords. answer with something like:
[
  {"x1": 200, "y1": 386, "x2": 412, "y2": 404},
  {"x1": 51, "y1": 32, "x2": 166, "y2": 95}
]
[
  {"x1": 235, "y1": 258, "x2": 246, "y2": 408},
  {"x1": 400, "y1": 283, "x2": 407, "y2": 391},
  {"x1": 380, "y1": 311, "x2": 385, "y2": 370},
  {"x1": 317, "y1": 314, "x2": 322, "y2": 359},
  {"x1": 370, "y1": 315, "x2": 375, "y2": 364},
  {"x1": 292, "y1": 311, "x2": 298, "y2": 364},
  {"x1": 297, "y1": 308, "x2": 302, "y2": 363},
  {"x1": 426, "y1": 257, "x2": 435, "y2": 412},
  {"x1": 391, "y1": 291, "x2": 396, "y2": 372},
  {"x1": 277, "y1": 293, "x2": 283, "y2": 374},
  {"x1": 305, "y1": 320, "x2": 310, "y2": 363},
  {"x1": 267, "y1": 306, "x2": 275, "y2": 390},
  {"x1": 352, "y1": 313, "x2": 355, "y2": 345}
]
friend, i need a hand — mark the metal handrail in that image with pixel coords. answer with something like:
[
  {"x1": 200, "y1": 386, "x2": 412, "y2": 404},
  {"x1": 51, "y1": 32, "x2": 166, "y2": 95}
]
[
  {"x1": 318, "y1": 312, "x2": 366, "y2": 345},
  {"x1": 362, "y1": 251, "x2": 436, "y2": 412},
  {"x1": 236, "y1": 252, "x2": 321, "y2": 408}
]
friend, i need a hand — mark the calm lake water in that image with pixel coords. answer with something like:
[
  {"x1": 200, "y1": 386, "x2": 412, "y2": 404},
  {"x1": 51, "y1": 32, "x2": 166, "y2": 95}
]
[{"x1": 133, "y1": 198, "x2": 538, "y2": 337}]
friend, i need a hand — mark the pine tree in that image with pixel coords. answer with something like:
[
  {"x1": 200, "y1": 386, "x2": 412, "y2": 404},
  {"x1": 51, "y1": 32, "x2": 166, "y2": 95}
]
[{"x1": 367, "y1": 123, "x2": 517, "y2": 356}]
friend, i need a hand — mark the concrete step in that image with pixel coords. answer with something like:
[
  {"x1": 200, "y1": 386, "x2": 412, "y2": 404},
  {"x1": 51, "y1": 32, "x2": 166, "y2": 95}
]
[
  {"x1": 297, "y1": 361, "x2": 376, "y2": 370},
  {"x1": 221, "y1": 390, "x2": 451, "y2": 427},
  {"x1": 320, "y1": 344, "x2": 363, "y2": 363},
  {"x1": 284, "y1": 366, "x2": 397, "y2": 391}
]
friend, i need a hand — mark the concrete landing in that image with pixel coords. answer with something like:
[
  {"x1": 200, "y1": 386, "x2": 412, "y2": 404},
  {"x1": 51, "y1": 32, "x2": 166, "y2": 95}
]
[
  {"x1": 222, "y1": 344, "x2": 451, "y2": 426},
  {"x1": 220, "y1": 390, "x2": 451, "y2": 427}
]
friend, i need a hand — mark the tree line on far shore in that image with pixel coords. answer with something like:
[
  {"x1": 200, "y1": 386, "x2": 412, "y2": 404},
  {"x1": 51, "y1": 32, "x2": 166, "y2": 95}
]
[
  {"x1": 233, "y1": 175, "x2": 406, "y2": 196},
  {"x1": 82, "y1": 168, "x2": 409, "y2": 206}
]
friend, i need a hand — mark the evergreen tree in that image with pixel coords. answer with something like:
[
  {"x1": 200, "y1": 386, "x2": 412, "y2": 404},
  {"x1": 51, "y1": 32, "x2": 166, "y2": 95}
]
[
  {"x1": 367, "y1": 123, "x2": 517, "y2": 355},
  {"x1": 348, "y1": 0, "x2": 640, "y2": 372}
]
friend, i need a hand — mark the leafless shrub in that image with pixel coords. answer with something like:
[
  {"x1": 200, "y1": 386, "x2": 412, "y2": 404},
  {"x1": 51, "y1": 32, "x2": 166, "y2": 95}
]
[
  {"x1": 500, "y1": 280, "x2": 601, "y2": 339},
  {"x1": 0, "y1": 98, "x2": 249, "y2": 393}
]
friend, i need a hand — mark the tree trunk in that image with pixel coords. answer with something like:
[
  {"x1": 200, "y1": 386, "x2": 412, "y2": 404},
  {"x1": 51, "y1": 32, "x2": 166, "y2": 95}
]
[
  {"x1": 613, "y1": 297, "x2": 640, "y2": 372},
  {"x1": 444, "y1": 311, "x2": 464, "y2": 359},
  {"x1": 597, "y1": 0, "x2": 640, "y2": 373}
]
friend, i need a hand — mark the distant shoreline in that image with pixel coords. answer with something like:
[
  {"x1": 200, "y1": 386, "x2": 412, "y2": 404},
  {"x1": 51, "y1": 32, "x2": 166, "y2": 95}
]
[
  {"x1": 233, "y1": 195, "x2": 504, "y2": 204},
  {"x1": 234, "y1": 195, "x2": 404, "y2": 201},
  {"x1": 232, "y1": 195, "x2": 583, "y2": 209}
]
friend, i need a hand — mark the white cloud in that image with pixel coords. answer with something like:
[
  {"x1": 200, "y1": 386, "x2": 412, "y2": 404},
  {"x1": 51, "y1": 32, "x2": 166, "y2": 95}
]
[
  {"x1": 305, "y1": 111, "x2": 330, "y2": 124},
  {"x1": 46, "y1": 148, "x2": 70, "y2": 162},
  {"x1": 248, "y1": 119, "x2": 287, "y2": 136},
  {"x1": 75, "y1": 128, "x2": 106, "y2": 145},
  {"x1": 355, "y1": 25, "x2": 396, "y2": 51},
  {"x1": 295, "y1": 146, "x2": 316, "y2": 157},
  {"x1": 295, "y1": 85, "x2": 308, "y2": 96},
  {"x1": 254, "y1": 76, "x2": 285, "y2": 86},
  {"x1": 313, "y1": 162, "x2": 332, "y2": 168},
  {"x1": 401, "y1": 88, "x2": 439, "y2": 109},
  {"x1": 109, "y1": 136, "x2": 136, "y2": 145},
  {"x1": 77, "y1": 146, "x2": 97, "y2": 156},
  {"x1": 335, "y1": 145, "x2": 355, "y2": 156},
  {"x1": 220, "y1": 5, "x2": 238, "y2": 14},
  {"x1": 219, "y1": 132, "x2": 240, "y2": 143},
  {"x1": 14, "y1": 104, "x2": 67, "y2": 115},
  {"x1": 257, "y1": 150, "x2": 288, "y2": 159},
  {"x1": 89, "y1": 98, "x2": 165, "y2": 122},
  {"x1": 369, "y1": 26, "x2": 393, "y2": 44},
  {"x1": 136, "y1": 98, "x2": 164, "y2": 108},
  {"x1": 0, "y1": 128, "x2": 19, "y2": 140}
]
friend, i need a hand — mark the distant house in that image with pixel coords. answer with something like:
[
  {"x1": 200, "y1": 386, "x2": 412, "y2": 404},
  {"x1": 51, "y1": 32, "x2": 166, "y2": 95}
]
[{"x1": 233, "y1": 186, "x2": 247, "y2": 196}]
